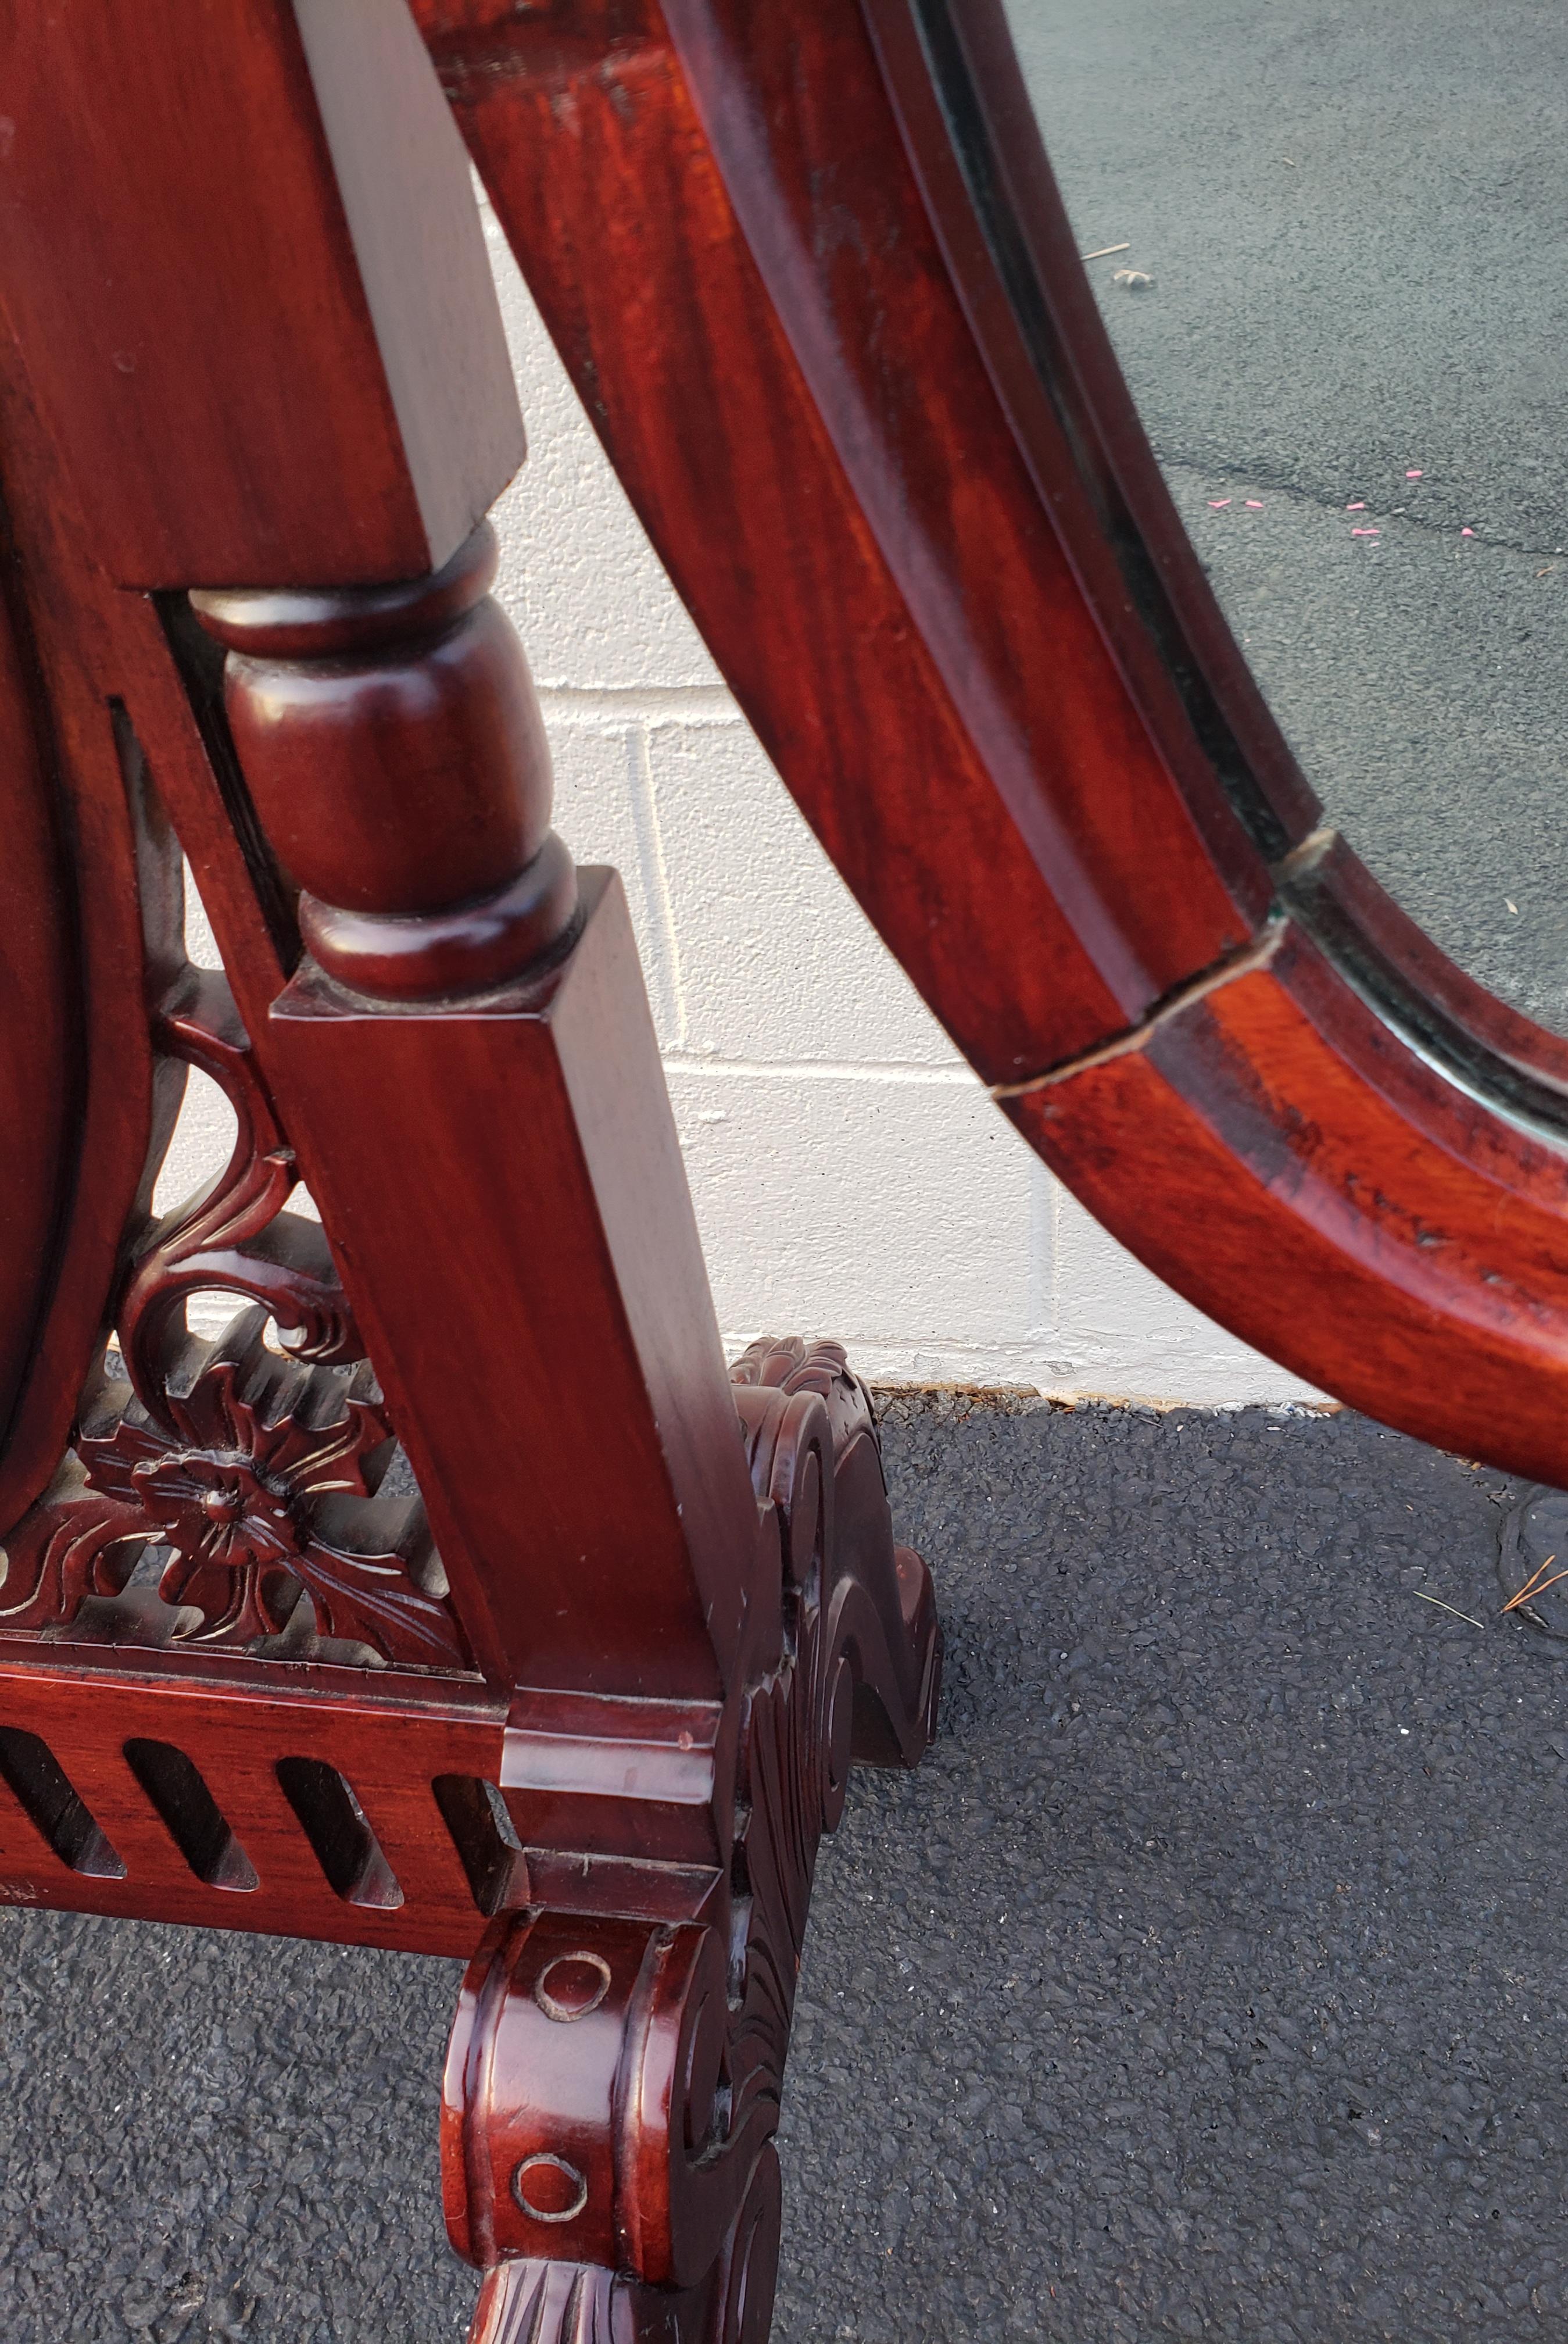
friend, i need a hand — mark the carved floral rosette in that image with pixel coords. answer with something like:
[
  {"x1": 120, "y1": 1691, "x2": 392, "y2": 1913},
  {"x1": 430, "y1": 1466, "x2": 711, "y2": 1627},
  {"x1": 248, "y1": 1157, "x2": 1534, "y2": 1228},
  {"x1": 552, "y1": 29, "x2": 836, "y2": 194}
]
[{"x1": 0, "y1": 968, "x2": 467, "y2": 1672}]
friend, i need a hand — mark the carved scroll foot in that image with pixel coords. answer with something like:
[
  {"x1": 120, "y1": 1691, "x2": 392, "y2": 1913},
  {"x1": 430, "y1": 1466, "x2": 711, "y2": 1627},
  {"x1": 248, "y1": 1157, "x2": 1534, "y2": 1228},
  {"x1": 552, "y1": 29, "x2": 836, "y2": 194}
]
[
  {"x1": 457, "y1": 2146, "x2": 781, "y2": 2344},
  {"x1": 442, "y1": 1339, "x2": 937, "y2": 2343}
]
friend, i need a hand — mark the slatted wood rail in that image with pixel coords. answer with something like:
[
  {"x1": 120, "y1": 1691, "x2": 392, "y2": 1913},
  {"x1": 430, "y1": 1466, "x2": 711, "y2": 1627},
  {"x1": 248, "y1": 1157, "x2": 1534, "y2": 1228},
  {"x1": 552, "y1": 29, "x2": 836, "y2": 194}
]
[{"x1": 0, "y1": 3, "x2": 1560, "y2": 2339}]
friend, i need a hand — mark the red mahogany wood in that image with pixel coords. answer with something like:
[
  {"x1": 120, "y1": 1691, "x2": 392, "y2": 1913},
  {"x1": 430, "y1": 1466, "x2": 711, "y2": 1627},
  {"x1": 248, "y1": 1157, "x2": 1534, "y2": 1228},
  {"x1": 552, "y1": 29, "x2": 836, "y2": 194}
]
[
  {"x1": 420, "y1": 0, "x2": 1568, "y2": 1485},
  {"x1": 0, "y1": 1660, "x2": 504, "y2": 1954},
  {"x1": 16, "y1": 0, "x2": 1568, "y2": 2329},
  {"x1": 187, "y1": 536, "x2": 754, "y2": 1702},
  {"x1": 860, "y1": 0, "x2": 1323, "y2": 860},
  {"x1": 192, "y1": 523, "x2": 577, "y2": 994},
  {"x1": 420, "y1": 0, "x2": 1267, "y2": 1088},
  {"x1": 0, "y1": 549, "x2": 80, "y2": 1476},
  {"x1": 0, "y1": 390, "x2": 183, "y2": 1537},
  {"x1": 1287, "y1": 834, "x2": 1568, "y2": 1100},
  {"x1": 1004, "y1": 918, "x2": 1568, "y2": 1484},
  {"x1": 265, "y1": 869, "x2": 757, "y2": 1702},
  {"x1": 0, "y1": 0, "x2": 521, "y2": 587},
  {"x1": 442, "y1": 1341, "x2": 939, "y2": 2343},
  {"x1": 0, "y1": 9, "x2": 940, "y2": 2339}
]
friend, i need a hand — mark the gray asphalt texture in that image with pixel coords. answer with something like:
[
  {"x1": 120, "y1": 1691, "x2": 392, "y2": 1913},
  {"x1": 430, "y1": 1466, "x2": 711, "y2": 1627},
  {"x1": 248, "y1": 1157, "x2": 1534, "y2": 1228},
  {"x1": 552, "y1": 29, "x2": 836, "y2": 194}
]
[
  {"x1": 4, "y1": 13, "x2": 1566, "y2": 2341},
  {"x1": 5, "y1": 1400, "x2": 1565, "y2": 2342},
  {"x1": 1009, "y1": 0, "x2": 1568, "y2": 1028}
]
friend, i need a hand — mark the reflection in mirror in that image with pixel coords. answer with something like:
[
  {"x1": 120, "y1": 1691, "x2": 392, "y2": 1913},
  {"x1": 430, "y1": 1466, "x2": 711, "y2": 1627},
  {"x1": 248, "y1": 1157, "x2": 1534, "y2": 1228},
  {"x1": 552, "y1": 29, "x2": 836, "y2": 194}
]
[{"x1": 1004, "y1": 1, "x2": 1568, "y2": 1029}]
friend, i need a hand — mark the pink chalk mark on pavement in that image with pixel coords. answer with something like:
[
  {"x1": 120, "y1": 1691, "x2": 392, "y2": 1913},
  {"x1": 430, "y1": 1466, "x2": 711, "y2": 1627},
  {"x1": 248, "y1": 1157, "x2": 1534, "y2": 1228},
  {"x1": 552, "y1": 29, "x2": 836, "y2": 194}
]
[
  {"x1": 1347, "y1": 501, "x2": 1366, "y2": 510},
  {"x1": 1352, "y1": 527, "x2": 1381, "y2": 537},
  {"x1": 1406, "y1": 469, "x2": 1423, "y2": 479},
  {"x1": 1208, "y1": 499, "x2": 1231, "y2": 508},
  {"x1": 1244, "y1": 499, "x2": 1264, "y2": 510}
]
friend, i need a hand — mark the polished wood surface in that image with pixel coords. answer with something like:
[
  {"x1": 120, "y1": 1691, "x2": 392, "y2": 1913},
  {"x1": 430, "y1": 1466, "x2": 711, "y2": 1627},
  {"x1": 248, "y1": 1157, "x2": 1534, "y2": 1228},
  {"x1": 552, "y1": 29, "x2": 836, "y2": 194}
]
[
  {"x1": 443, "y1": 1341, "x2": 938, "y2": 2341},
  {"x1": 192, "y1": 522, "x2": 577, "y2": 995},
  {"x1": 0, "y1": 387, "x2": 181, "y2": 1537},
  {"x1": 0, "y1": 10, "x2": 940, "y2": 2336},
  {"x1": 5, "y1": 0, "x2": 1568, "y2": 2336},
  {"x1": 422, "y1": 0, "x2": 1261, "y2": 1087},
  {"x1": 422, "y1": 0, "x2": 1568, "y2": 1485},
  {"x1": 0, "y1": 1661, "x2": 503, "y2": 1953},
  {"x1": 0, "y1": 564, "x2": 79, "y2": 1485},
  {"x1": 0, "y1": 0, "x2": 520, "y2": 585},
  {"x1": 266, "y1": 858, "x2": 754, "y2": 1703}
]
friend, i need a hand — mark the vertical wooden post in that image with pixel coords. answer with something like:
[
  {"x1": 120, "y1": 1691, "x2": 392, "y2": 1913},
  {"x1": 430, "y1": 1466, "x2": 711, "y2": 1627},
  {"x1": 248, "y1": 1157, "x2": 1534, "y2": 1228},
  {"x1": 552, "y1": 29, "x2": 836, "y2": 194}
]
[
  {"x1": 190, "y1": 526, "x2": 764, "y2": 1712},
  {"x1": 0, "y1": 6, "x2": 941, "y2": 2336},
  {"x1": 189, "y1": 521, "x2": 940, "y2": 2344}
]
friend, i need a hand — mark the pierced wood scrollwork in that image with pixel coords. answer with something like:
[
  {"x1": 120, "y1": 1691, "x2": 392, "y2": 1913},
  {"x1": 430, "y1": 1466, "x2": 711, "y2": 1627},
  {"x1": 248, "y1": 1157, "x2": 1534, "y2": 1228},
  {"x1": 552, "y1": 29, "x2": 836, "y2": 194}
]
[
  {"x1": 442, "y1": 1339, "x2": 940, "y2": 2343},
  {"x1": 0, "y1": 968, "x2": 468, "y2": 1673}
]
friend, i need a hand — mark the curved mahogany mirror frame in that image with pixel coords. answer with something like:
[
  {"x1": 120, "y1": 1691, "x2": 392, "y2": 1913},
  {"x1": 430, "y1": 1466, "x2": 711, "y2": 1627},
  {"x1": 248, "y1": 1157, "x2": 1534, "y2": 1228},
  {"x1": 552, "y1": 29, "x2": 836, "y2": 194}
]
[{"x1": 418, "y1": 0, "x2": 1568, "y2": 1487}]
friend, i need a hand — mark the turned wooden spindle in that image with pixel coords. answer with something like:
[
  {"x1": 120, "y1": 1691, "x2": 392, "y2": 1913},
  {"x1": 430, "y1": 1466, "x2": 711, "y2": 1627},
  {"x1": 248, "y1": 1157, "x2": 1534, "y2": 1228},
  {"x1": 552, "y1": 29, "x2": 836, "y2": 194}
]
[
  {"x1": 191, "y1": 521, "x2": 577, "y2": 998},
  {"x1": 182, "y1": 522, "x2": 940, "y2": 2343},
  {"x1": 188, "y1": 517, "x2": 763, "y2": 1706},
  {"x1": 0, "y1": 10, "x2": 945, "y2": 2334}
]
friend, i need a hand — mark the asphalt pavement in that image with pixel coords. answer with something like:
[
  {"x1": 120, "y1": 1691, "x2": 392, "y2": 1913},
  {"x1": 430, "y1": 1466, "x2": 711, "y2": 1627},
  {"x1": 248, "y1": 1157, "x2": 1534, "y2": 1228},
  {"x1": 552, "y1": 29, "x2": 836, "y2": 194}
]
[
  {"x1": 3, "y1": 1400, "x2": 1563, "y2": 2342},
  {"x1": 2, "y1": 12, "x2": 1565, "y2": 2342},
  {"x1": 1009, "y1": 0, "x2": 1568, "y2": 1027}
]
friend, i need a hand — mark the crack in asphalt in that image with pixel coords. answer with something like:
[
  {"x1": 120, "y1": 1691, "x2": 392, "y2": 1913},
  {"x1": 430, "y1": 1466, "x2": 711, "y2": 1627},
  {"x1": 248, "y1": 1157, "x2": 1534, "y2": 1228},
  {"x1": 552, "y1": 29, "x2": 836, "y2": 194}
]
[{"x1": 1156, "y1": 449, "x2": 1568, "y2": 562}]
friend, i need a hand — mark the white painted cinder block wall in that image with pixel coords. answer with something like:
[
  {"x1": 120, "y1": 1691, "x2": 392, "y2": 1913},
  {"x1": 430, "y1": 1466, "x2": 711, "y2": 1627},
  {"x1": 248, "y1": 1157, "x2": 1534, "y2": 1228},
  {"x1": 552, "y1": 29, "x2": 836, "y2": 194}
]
[{"x1": 163, "y1": 205, "x2": 1322, "y2": 1407}]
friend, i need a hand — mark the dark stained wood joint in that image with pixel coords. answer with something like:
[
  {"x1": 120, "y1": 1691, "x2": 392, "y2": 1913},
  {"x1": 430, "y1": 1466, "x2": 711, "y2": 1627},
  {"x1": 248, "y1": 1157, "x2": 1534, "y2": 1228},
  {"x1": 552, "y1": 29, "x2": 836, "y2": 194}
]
[
  {"x1": 5, "y1": 1, "x2": 1567, "y2": 2338},
  {"x1": 192, "y1": 520, "x2": 579, "y2": 999}
]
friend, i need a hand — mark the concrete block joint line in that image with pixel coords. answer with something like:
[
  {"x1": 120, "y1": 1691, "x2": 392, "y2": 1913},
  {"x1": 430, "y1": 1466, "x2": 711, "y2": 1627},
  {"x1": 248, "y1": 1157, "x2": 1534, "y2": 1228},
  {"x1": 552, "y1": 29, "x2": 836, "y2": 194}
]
[
  {"x1": 160, "y1": 184, "x2": 1326, "y2": 1410},
  {"x1": 166, "y1": 5, "x2": 1563, "y2": 1409}
]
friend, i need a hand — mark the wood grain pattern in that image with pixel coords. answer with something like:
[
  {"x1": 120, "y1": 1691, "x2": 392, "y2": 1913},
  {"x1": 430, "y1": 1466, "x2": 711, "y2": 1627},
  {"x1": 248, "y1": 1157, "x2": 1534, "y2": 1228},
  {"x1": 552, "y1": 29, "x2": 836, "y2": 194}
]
[
  {"x1": 0, "y1": 0, "x2": 520, "y2": 585},
  {"x1": 192, "y1": 521, "x2": 576, "y2": 996},
  {"x1": 0, "y1": 15, "x2": 947, "y2": 2339},
  {"x1": 1005, "y1": 918, "x2": 1568, "y2": 1484},
  {"x1": 268, "y1": 871, "x2": 757, "y2": 1702},
  {"x1": 189, "y1": 530, "x2": 750, "y2": 1703},
  {"x1": 17, "y1": 2, "x2": 1568, "y2": 2334},
  {"x1": 0, "y1": 1658, "x2": 503, "y2": 1954},
  {"x1": 864, "y1": 0, "x2": 1323, "y2": 859},
  {"x1": 0, "y1": 527, "x2": 78, "y2": 1482},
  {"x1": 177, "y1": 378, "x2": 938, "y2": 2341},
  {"x1": 422, "y1": 0, "x2": 1264, "y2": 1088},
  {"x1": 0, "y1": 377, "x2": 180, "y2": 1537},
  {"x1": 442, "y1": 1341, "x2": 938, "y2": 2344},
  {"x1": 422, "y1": 0, "x2": 1568, "y2": 1478}
]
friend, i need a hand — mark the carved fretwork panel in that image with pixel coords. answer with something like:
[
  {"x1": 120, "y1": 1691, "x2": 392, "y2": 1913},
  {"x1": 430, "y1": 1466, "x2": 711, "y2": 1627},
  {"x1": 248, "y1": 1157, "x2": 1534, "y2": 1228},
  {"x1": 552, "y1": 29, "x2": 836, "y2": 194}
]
[
  {"x1": 0, "y1": 964, "x2": 470, "y2": 1677},
  {"x1": 0, "y1": 19, "x2": 948, "y2": 2343}
]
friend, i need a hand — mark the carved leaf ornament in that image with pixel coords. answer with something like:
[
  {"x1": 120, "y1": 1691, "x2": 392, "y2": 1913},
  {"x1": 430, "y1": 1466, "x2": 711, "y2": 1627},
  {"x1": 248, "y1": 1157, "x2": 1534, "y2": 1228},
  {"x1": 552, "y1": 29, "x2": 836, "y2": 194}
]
[{"x1": 0, "y1": 973, "x2": 467, "y2": 1671}]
